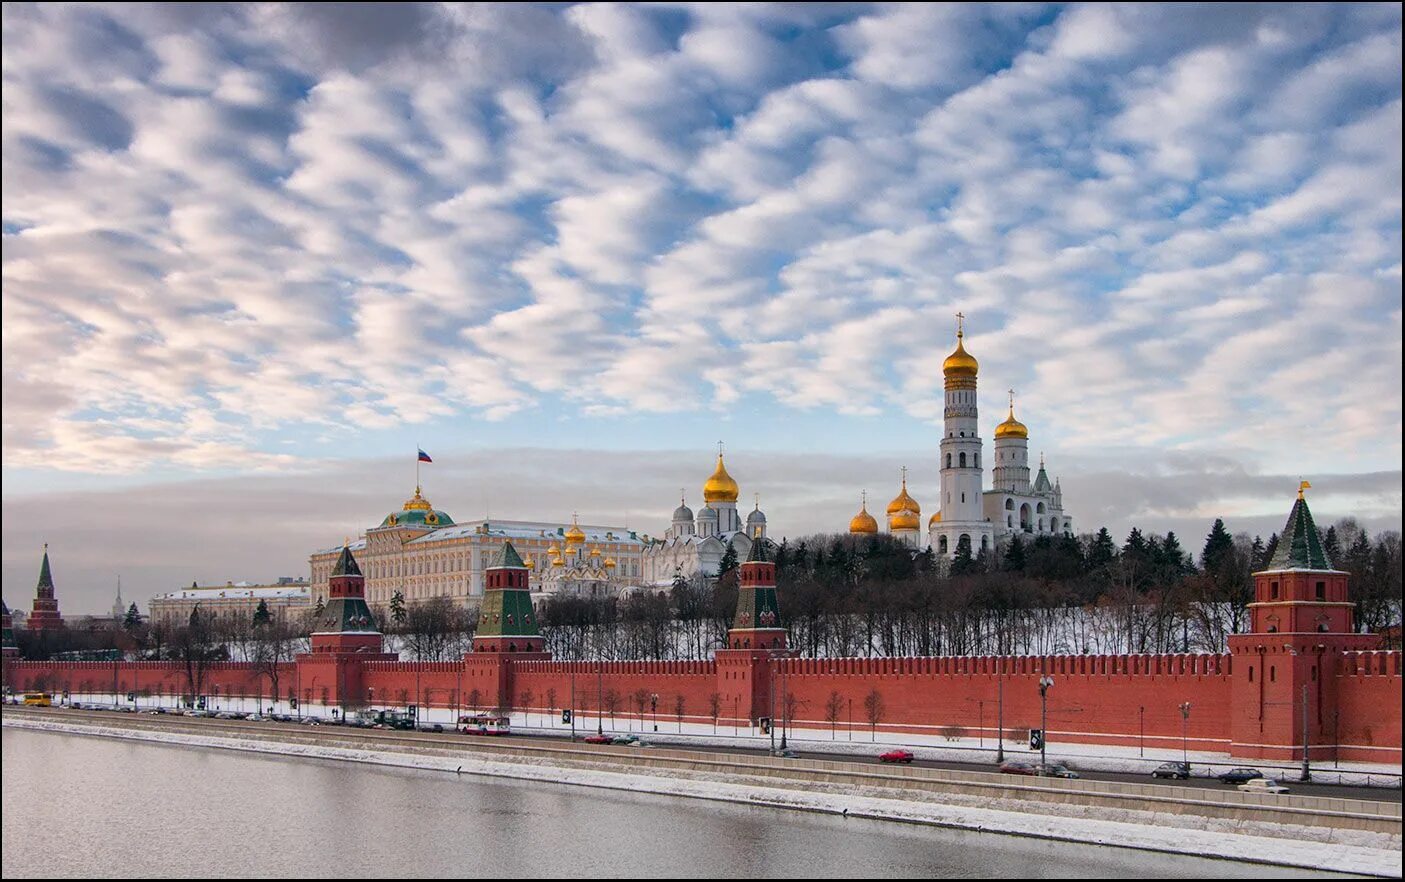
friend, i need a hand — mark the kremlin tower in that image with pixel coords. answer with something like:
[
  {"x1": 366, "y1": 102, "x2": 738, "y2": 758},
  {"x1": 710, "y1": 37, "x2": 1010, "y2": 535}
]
[
  {"x1": 28, "y1": 545, "x2": 64, "y2": 632},
  {"x1": 309, "y1": 543, "x2": 383, "y2": 654},
  {"x1": 473, "y1": 541, "x2": 543, "y2": 653}
]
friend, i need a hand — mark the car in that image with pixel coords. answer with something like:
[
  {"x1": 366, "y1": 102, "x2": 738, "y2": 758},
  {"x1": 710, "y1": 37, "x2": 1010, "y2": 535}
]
[
  {"x1": 1152, "y1": 761, "x2": 1191, "y2": 779},
  {"x1": 583, "y1": 733, "x2": 612, "y2": 744},
  {"x1": 879, "y1": 749, "x2": 915, "y2": 764},
  {"x1": 417, "y1": 724, "x2": 444, "y2": 733},
  {"x1": 1239, "y1": 777, "x2": 1289, "y2": 794},
  {"x1": 610, "y1": 734, "x2": 639, "y2": 745},
  {"x1": 1217, "y1": 767, "x2": 1264, "y2": 785},
  {"x1": 627, "y1": 739, "x2": 654, "y2": 748},
  {"x1": 999, "y1": 761, "x2": 1038, "y2": 776},
  {"x1": 1035, "y1": 763, "x2": 1080, "y2": 779}
]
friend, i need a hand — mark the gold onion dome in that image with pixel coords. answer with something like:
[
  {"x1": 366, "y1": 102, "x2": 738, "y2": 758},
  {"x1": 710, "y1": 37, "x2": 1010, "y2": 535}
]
[
  {"x1": 995, "y1": 394, "x2": 1028, "y2": 440},
  {"x1": 551, "y1": 556, "x2": 565, "y2": 567},
  {"x1": 849, "y1": 495, "x2": 879, "y2": 534},
  {"x1": 547, "y1": 542, "x2": 560, "y2": 556},
  {"x1": 703, "y1": 453, "x2": 740, "y2": 503},
  {"x1": 886, "y1": 479, "x2": 920, "y2": 517},
  {"x1": 891, "y1": 510, "x2": 921, "y2": 531},
  {"x1": 942, "y1": 331, "x2": 979, "y2": 378},
  {"x1": 564, "y1": 517, "x2": 586, "y2": 545},
  {"x1": 929, "y1": 510, "x2": 943, "y2": 527},
  {"x1": 603, "y1": 557, "x2": 617, "y2": 569},
  {"x1": 589, "y1": 546, "x2": 602, "y2": 558}
]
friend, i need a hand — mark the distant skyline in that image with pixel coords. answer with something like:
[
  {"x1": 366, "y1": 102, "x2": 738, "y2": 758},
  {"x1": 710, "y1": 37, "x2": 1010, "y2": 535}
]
[{"x1": 3, "y1": 4, "x2": 1401, "y2": 611}]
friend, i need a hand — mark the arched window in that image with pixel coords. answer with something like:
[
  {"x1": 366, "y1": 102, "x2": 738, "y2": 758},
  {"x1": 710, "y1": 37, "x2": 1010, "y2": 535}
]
[
  {"x1": 1005, "y1": 498, "x2": 1014, "y2": 510},
  {"x1": 938, "y1": 536, "x2": 948, "y2": 554},
  {"x1": 946, "y1": 453, "x2": 952, "y2": 468},
  {"x1": 1037, "y1": 502, "x2": 1045, "y2": 514},
  {"x1": 981, "y1": 535, "x2": 989, "y2": 551},
  {"x1": 959, "y1": 452, "x2": 967, "y2": 468},
  {"x1": 1007, "y1": 515, "x2": 1013, "y2": 527}
]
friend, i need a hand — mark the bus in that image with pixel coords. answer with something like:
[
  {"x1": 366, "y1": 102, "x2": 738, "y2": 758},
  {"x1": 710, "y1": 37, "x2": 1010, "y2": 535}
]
[
  {"x1": 458, "y1": 714, "x2": 511, "y2": 736},
  {"x1": 23, "y1": 692, "x2": 53, "y2": 707}
]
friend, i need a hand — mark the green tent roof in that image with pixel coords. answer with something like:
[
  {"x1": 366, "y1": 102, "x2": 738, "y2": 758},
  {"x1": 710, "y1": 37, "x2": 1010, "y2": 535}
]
[{"x1": 1265, "y1": 495, "x2": 1331, "y2": 571}]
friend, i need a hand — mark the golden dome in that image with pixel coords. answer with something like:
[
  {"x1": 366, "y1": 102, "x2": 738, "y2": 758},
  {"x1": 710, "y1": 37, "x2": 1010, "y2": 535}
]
[
  {"x1": 603, "y1": 557, "x2": 617, "y2": 569},
  {"x1": 402, "y1": 486, "x2": 433, "y2": 511},
  {"x1": 524, "y1": 559, "x2": 535, "y2": 570},
  {"x1": 994, "y1": 392, "x2": 1028, "y2": 440},
  {"x1": 551, "y1": 556, "x2": 565, "y2": 567},
  {"x1": 929, "y1": 510, "x2": 943, "y2": 527},
  {"x1": 564, "y1": 516, "x2": 586, "y2": 545},
  {"x1": 849, "y1": 494, "x2": 879, "y2": 534},
  {"x1": 589, "y1": 546, "x2": 602, "y2": 558},
  {"x1": 547, "y1": 542, "x2": 560, "y2": 556},
  {"x1": 890, "y1": 511, "x2": 920, "y2": 531},
  {"x1": 702, "y1": 453, "x2": 740, "y2": 503},
  {"x1": 942, "y1": 324, "x2": 978, "y2": 378},
  {"x1": 886, "y1": 475, "x2": 920, "y2": 517}
]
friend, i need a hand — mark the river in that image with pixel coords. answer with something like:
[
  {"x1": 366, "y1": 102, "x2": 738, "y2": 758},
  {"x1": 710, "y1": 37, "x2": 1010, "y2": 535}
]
[{"x1": 1, "y1": 728, "x2": 1345, "y2": 878}]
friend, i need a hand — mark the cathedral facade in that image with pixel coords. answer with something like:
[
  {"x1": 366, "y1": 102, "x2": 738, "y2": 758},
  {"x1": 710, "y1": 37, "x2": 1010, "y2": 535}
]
[
  {"x1": 640, "y1": 451, "x2": 767, "y2": 588},
  {"x1": 850, "y1": 315, "x2": 1073, "y2": 557}
]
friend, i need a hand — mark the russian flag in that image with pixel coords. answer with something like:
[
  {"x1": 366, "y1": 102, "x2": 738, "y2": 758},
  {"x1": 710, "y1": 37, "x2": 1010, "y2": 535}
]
[{"x1": 417, "y1": 449, "x2": 433, "y2": 463}]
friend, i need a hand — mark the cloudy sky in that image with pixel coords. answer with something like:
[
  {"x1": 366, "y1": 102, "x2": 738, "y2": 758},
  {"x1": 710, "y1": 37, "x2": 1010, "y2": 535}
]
[{"x1": 2, "y1": 3, "x2": 1401, "y2": 612}]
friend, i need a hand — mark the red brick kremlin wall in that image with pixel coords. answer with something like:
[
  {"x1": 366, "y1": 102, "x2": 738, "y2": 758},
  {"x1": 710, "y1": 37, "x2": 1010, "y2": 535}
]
[{"x1": 5, "y1": 650, "x2": 1398, "y2": 762}]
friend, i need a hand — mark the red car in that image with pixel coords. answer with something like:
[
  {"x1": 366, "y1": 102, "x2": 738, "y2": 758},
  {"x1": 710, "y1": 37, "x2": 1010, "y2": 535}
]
[
  {"x1": 879, "y1": 749, "x2": 914, "y2": 764},
  {"x1": 583, "y1": 733, "x2": 612, "y2": 744}
]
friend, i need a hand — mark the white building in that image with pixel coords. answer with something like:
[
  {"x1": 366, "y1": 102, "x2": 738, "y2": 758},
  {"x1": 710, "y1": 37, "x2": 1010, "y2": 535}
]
[{"x1": 641, "y1": 453, "x2": 767, "y2": 588}]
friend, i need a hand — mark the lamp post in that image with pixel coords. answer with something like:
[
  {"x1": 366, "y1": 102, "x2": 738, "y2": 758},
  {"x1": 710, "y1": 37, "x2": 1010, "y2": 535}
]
[
  {"x1": 1179, "y1": 701, "x2": 1191, "y2": 768},
  {"x1": 650, "y1": 693, "x2": 658, "y2": 733},
  {"x1": 1300, "y1": 684, "x2": 1311, "y2": 783},
  {"x1": 597, "y1": 659, "x2": 604, "y2": 737},
  {"x1": 1139, "y1": 705, "x2": 1145, "y2": 758},
  {"x1": 1038, "y1": 676, "x2": 1053, "y2": 768},
  {"x1": 995, "y1": 676, "x2": 1005, "y2": 764}
]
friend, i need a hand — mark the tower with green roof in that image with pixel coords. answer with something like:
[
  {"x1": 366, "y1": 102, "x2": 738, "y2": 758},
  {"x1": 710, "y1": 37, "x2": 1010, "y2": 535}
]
[
  {"x1": 1228, "y1": 483, "x2": 1379, "y2": 762},
  {"x1": 472, "y1": 541, "x2": 542, "y2": 653},
  {"x1": 726, "y1": 538, "x2": 785, "y2": 651},
  {"x1": 28, "y1": 544, "x2": 64, "y2": 632},
  {"x1": 310, "y1": 544, "x2": 383, "y2": 654}
]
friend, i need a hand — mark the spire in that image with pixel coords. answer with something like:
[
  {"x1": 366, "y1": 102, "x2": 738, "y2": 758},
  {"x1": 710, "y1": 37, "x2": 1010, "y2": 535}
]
[
  {"x1": 331, "y1": 543, "x2": 362, "y2": 577},
  {"x1": 37, "y1": 544, "x2": 53, "y2": 591},
  {"x1": 1033, "y1": 454, "x2": 1052, "y2": 493},
  {"x1": 1266, "y1": 484, "x2": 1331, "y2": 571},
  {"x1": 746, "y1": 535, "x2": 771, "y2": 563},
  {"x1": 493, "y1": 540, "x2": 526, "y2": 569}
]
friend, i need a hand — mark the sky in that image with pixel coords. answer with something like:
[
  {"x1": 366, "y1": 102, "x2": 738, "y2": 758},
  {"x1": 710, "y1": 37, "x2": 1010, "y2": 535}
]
[{"x1": 2, "y1": 3, "x2": 1401, "y2": 613}]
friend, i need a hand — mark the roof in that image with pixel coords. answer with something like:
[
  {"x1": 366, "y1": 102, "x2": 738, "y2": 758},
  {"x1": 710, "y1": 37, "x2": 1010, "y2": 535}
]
[
  {"x1": 152, "y1": 585, "x2": 311, "y2": 601},
  {"x1": 332, "y1": 544, "x2": 362, "y2": 577},
  {"x1": 37, "y1": 549, "x2": 53, "y2": 590},
  {"x1": 401, "y1": 519, "x2": 644, "y2": 546},
  {"x1": 746, "y1": 537, "x2": 771, "y2": 563},
  {"x1": 1265, "y1": 495, "x2": 1332, "y2": 571},
  {"x1": 491, "y1": 540, "x2": 527, "y2": 569}
]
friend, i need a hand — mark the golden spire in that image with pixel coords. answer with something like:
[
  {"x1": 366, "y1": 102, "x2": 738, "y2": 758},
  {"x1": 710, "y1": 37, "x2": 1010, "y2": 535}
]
[
  {"x1": 1298, "y1": 479, "x2": 1311, "y2": 499},
  {"x1": 402, "y1": 484, "x2": 433, "y2": 511}
]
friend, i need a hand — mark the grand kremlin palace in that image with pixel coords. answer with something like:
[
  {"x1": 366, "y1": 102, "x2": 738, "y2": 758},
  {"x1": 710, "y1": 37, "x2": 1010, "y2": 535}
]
[{"x1": 307, "y1": 452, "x2": 769, "y2": 610}]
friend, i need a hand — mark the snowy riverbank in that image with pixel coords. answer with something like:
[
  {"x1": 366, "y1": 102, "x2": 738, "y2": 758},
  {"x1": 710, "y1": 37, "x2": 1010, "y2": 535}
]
[{"x1": 5, "y1": 715, "x2": 1400, "y2": 877}]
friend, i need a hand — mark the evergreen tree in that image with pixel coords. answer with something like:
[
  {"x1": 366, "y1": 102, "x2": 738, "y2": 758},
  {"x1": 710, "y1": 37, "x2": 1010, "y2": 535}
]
[
  {"x1": 1249, "y1": 535, "x2": 1267, "y2": 571},
  {"x1": 1262, "y1": 532, "x2": 1280, "y2": 567},
  {"x1": 1323, "y1": 526, "x2": 1340, "y2": 567},
  {"x1": 950, "y1": 535, "x2": 976, "y2": 576},
  {"x1": 252, "y1": 599, "x2": 272, "y2": 627},
  {"x1": 389, "y1": 590, "x2": 407, "y2": 627},
  {"x1": 1200, "y1": 518, "x2": 1235, "y2": 577},
  {"x1": 1003, "y1": 536, "x2": 1026, "y2": 572},
  {"x1": 1123, "y1": 527, "x2": 1147, "y2": 557},
  {"x1": 123, "y1": 602, "x2": 141, "y2": 632},
  {"x1": 1160, "y1": 531, "x2": 1192, "y2": 574},
  {"x1": 1086, "y1": 528, "x2": 1116, "y2": 570},
  {"x1": 718, "y1": 541, "x2": 739, "y2": 579}
]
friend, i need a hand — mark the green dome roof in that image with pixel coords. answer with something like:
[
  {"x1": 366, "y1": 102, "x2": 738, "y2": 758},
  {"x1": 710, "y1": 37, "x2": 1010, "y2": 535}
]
[{"x1": 381, "y1": 508, "x2": 454, "y2": 528}]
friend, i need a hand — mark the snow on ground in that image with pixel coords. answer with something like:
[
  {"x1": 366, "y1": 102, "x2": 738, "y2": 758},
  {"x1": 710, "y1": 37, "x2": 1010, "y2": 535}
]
[
  {"x1": 59, "y1": 691, "x2": 1403, "y2": 788},
  {"x1": 5, "y1": 714, "x2": 1400, "y2": 877}
]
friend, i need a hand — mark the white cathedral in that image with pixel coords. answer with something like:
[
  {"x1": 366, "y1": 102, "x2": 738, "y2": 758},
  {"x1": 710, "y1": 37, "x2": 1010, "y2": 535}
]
[
  {"x1": 641, "y1": 450, "x2": 767, "y2": 588},
  {"x1": 849, "y1": 315, "x2": 1073, "y2": 557}
]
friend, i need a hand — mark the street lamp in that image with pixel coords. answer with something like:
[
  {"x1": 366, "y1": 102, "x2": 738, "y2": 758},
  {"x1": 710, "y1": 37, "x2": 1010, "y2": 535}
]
[
  {"x1": 1037, "y1": 676, "x2": 1054, "y2": 768},
  {"x1": 650, "y1": 693, "x2": 658, "y2": 733},
  {"x1": 1139, "y1": 705, "x2": 1145, "y2": 758},
  {"x1": 1179, "y1": 701, "x2": 1191, "y2": 768},
  {"x1": 597, "y1": 659, "x2": 604, "y2": 737},
  {"x1": 995, "y1": 676, "x2": 1005, "y2": 764}
]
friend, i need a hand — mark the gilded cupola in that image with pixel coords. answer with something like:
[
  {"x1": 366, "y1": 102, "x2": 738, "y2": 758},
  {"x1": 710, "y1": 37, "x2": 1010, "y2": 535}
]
[
  {"x1": 886, "y1": 470, "x2": 921, "y2": 518},
  {"x1": 994, "y1": 391, "x2": 1028, "y2": 440},
  {"x1": 849, "y1": 493, "x2": 879, "y2": 534},
  {"x1": 942, "y1": 314, "x2": 978, "y2": 379},
  {"x1": 703, "y1": 452, "x2": 740, "y2": 503},
  {"x1": 564, "y1": 515, "x2": 586, "y2": 546}
]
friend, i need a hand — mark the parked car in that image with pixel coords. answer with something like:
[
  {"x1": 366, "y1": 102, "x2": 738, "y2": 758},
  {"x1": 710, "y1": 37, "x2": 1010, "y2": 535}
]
[
  {"x1": 610, "y1": 734, "x2": 639, "y2": 745},
  {"x1": 879, "y1": 749, "x2": 915, "y2": 764},
  {"x1": 1035, "y1": 763, "x2": 1080, "y2": 779},
  {"x1": 1239, "y1": 777, "x2": 1289, "y2": 794},
  {"x1": 1217, "y1": 768, "x2": 1264, "y2": 785},
  {"x1": 999, "y1": 761, "x2": 1038, "y2": 776},
  {"x1": 583, "y1": 733, "x2": 612, "y2": 745},
  {"x1": 417, "y1": 723, "x2": 444, "y2": 733},
  {"x1": 1152, "y1": 761, "x2": 1191, "y2": 779}
]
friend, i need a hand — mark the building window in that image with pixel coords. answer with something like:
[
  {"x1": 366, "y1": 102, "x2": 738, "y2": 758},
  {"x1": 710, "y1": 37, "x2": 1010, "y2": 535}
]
[
  {"x1": 1271, "y1": 581, "x2": 1279, "y2": 599},
  {"x1": 1315, "y1": 581, "x2": 1325, "y2": 600},
  {"x1": 959, "y1": 452, "x2": 967, "y2": 468}
]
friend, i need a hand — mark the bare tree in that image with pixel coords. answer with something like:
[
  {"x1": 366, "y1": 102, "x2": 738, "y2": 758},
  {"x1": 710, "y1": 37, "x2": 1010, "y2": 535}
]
[
  {"x1": 708, "y1": 692, "x2": 722, "y2": 734},
  {"x1": 863, "y1": 689, "x2": 884, "y2": 741},
  {"x1": 824, "y1": 691, "x2": 844, "y2": 740},
  {"x1": 674, "y1": 693, "x2": 687, "y2": 732},
  {"x1": 519, "y1": 689, "x2": 535, "y2": 726}
]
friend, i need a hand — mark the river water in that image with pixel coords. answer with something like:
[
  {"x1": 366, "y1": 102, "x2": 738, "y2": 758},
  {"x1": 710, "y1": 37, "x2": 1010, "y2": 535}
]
[{"x1": 1, "y1": 728, "x2": 1343, "y2": 878}]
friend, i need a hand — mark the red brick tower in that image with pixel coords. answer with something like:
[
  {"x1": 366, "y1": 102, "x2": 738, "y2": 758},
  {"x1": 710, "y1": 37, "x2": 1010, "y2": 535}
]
[
  {"x1": 472, "y1": 541, "x2": 544, "y2": 654},
  {"x1": 309, "y1": 544, "x2": 382, "y2": 654},
  {"x1": 27, "y1": 544, "x2": 64, "y2": 632},
  {"x1": 1228, "y1": 484, "x2": 1377, "y2": 761},
  {"x1": 715, "y1": 539, "x2": 788, "y2": 727}
]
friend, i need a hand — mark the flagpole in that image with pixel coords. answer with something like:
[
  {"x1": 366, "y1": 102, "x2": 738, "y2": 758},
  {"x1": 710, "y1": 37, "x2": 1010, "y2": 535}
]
[{"x1": 416, "y1": 442, "x2": 420, "y2": 491}]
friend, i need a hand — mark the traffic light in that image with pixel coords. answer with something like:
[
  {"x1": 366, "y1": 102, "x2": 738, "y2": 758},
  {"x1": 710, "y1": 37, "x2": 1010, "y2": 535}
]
[
  {"x1": 759, "y1": 717, "x2": 772, "y2": 734},
  {"x1": 1029, "y1": 728, "x2": 1043, "y2": 751},
  {"x1": 562, "y1": 709, "x2": 573, "y2": 724},
  {"x1": 127, "y1": 692, "x2": 135, "y2": 702}
]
